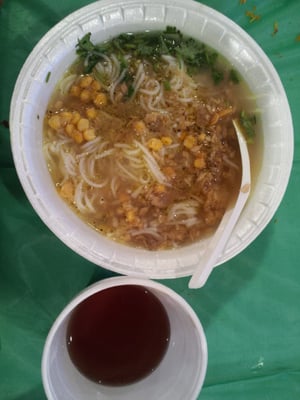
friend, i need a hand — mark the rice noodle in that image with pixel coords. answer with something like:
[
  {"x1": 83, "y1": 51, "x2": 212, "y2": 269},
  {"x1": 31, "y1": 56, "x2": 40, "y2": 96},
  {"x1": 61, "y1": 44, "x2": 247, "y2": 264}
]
[
  {"x1": 134, "y1": 140, "x2": 167, "y2": 184},
  {"x1": 95, "y1": 53, "x2": 121, "y2": 90},
  {"x1": 109, "y1": 68, "x2": 128, "y2": 104},
  {"x1": 168, "y1": 200, "x2": 199, "y2": 221},
  {"x1": 131, "y1": 184, "x2": 145, "y2": 199},
  {"x1": 80, "y1": 136, "x2": 102, "y2": 152},
  {"x1": 139, "y1": 79, "x2": 161, "y2": 96},
  {"x1": 169, "y1": 217, "x2": 200, "y2": 228},
  {"x1": 62, "y1": 151, "x2": 77, "y2": 176},
  {"x1": 110, "y1": 175, "x2": 119, "y2": 198},
  {"x1": 79, "y1": 157, "x2": 108, "y2": 188},
  {"x1": 59, "y1": 74, "x2": 77, "y2": 95},
  {"x1": 94, "y1": 148, "x2": 115, "y2": 159},
  {"x1": 223, "y1": 155, "x2": 239, "y2": 170},
  {"x1": 131, "y1": 62, "x2": 146, "y2": 99},
  {"x1": 74, "y1": 181, "x2": 95, "y2": 214},
  {"x1": 115, "y1": 159, "x2": 142, "y2": 183},
  {"x1": 129, "y1": 227, "x2": 163, "y2": 241}
]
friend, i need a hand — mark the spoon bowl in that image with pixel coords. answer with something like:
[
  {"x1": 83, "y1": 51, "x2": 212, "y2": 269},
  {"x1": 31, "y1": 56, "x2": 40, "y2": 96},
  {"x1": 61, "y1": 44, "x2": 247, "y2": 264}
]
[{"x1": 188, "y1": 120, "x2": 251, "y2": 289}]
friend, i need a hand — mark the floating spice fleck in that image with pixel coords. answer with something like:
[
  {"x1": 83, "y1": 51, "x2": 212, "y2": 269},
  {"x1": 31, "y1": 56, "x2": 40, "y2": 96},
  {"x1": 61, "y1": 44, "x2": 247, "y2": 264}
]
[
  {"x1": 245, "y1": 6, "x2": 261, "y2": 23},
  {"x1": 272, "y1": 21, "x2": 279, "y2": 36}
]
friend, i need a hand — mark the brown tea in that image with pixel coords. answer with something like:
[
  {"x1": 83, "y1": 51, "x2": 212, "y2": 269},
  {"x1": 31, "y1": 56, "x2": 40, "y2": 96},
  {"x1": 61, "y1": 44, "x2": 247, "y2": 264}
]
[{"x1": 66, "y1": 285, "x2": 170, "y2": 386}]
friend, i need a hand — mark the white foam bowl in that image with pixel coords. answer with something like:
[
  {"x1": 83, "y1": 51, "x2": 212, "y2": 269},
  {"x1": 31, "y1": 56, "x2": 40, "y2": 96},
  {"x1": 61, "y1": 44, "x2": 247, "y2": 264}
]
[
  {"x1": 42, "y1": 277, "x2": 208, "y2": 400},
  {"x1": 10, "y1": 0, "x2": 293, "y2": 279}
]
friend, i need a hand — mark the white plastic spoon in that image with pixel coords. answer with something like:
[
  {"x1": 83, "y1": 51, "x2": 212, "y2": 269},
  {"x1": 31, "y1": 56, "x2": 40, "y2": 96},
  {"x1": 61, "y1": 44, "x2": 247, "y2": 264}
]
[{"x1": 188, "y1": 119, "x2": 251, "y2": 289}]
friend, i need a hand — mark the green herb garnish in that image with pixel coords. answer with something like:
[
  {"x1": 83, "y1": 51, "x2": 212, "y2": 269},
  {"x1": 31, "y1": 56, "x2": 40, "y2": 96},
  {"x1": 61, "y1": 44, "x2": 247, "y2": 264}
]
[
  {"x1": 163, "y1": 80, "x2": 171, "y2": 91},
  {"x1": 229, "y1": 69, "x2": 240, "y2": 84},
  {"x1": 75, "y1": 27, "x2": 223, "y2": 83},
  {"x1": 239, "y1": 111, "x2": 256, "y2": 143},
  {"x1": 76, "y1": 33, "x2": 107, "y2": 73},
  {"x1": 45, "y1": 71, "x2": 51, "y2": 83},
  {"x1": 126, "y1": 85, "x2": 135, "y2": 98},
  {"x1": 211, "y1": 68, "x2": 224, "y2": 85}
]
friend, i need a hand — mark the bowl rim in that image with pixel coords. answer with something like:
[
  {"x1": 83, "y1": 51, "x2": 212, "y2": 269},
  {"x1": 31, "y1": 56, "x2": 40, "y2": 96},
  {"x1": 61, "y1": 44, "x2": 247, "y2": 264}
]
[{"x1": 10, "y1": 0, "x2": 294, "y2": 278}]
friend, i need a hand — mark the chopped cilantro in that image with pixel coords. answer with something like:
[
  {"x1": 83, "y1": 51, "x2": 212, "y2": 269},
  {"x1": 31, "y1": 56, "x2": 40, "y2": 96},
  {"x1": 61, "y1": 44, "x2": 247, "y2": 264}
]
[
  {"x1": 211, "y1": 68, "x2": 224, "y2": 85},
  {"x1": 75, "y1": 27, "x2": 224, "y2": 84},
  {"x1": 126, "y1": 85, "x2": 135, "y2": 98},
  {"x1": 45, "y1": 71, "x2": 51, "y2": 83},
  {"x1": 239, "y1": 111, "x2": 256, "y2": 143},
  {"x1": 229, "y1": 69, "x2": 240, "y2": 84},
  {"x1": 163, "y1": 80, "x2": 171, "y2": 91},
  {"x1": 76, "y1": 33, "x2": 107, "y2": 73}
]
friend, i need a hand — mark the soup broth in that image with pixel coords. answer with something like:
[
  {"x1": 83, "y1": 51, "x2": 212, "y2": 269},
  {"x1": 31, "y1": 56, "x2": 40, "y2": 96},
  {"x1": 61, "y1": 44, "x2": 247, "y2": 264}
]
[{"x1": 43, "y1": 28, "x2": 258, "y2": 250}]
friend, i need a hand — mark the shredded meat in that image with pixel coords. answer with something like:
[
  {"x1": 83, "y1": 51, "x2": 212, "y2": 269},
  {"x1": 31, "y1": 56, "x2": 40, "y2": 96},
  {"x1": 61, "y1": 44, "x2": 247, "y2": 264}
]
[
  {"x1": 145, "y1": 112, "x2": 170, "y2": 133},
  {"x1": 147, "y1": 185, "x2": 176, "y2": 209}
]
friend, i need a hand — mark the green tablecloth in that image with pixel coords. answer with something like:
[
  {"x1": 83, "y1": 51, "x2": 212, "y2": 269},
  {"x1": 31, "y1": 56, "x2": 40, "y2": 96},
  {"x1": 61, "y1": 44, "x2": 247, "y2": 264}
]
[{"x1": 0, "y1": 1, "x2": 299, "y2": 399}]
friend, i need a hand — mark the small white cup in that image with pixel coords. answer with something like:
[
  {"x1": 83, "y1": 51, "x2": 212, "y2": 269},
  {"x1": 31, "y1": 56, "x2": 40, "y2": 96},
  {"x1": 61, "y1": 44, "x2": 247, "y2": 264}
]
[{"x1": 42, "y1": 277, "x2": 207, "y2": 400}]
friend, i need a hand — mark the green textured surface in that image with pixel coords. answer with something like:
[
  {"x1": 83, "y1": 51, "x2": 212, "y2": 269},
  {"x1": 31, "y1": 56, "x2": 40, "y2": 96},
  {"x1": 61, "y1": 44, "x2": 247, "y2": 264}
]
[{"x1": 0, "y1": 0, "x2": 299, "y2": 399}]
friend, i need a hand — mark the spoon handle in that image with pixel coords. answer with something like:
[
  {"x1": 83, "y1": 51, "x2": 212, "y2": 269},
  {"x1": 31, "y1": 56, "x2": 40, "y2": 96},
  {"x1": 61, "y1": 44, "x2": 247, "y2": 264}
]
[
  {"x1": 188, "y1": 120, "x2": 251, "y2": 289},
  {"x1": 188, "y1": 189, "x2": 249, "y2": 288}
]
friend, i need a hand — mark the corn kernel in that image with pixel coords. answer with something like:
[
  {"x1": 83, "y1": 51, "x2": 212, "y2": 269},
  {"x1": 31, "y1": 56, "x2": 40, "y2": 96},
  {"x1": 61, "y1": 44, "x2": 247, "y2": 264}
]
[
  {"x1": 80, "y1": 89, "x2": 91, "y2": 102},
  {"x1": 79, "y1": 75, "x2": 93, "y2": 88},
  {"x1": 71, "y1": 130, "x2": 84, "y2": 144},
  {"x1": 91, "y1": 80, "x2": 101, "y2": 91},
  {"x1": 71, "y1": 112, "x2": 81, "y2": 124},
  {"x1": 194, "y1": 157, "x2": 206, "y2": 169},
  {"x1": 60, "y1": 181, "x2": 74, "y2": 201},
  {"x1": 198, "y1": 133, "x2": 206, "y2": 142},
  {"x1": 133, "y1": 120, "x2": 148, "y2": 135},
  {"x1": 161, "y1": 136, "x2": 173, "y2": 145},
  {"x1": 77, "y1": 118, "x2": 89, "y2": 132},
  {"x1": 93, "y1": 92, "x2": 107, "y2": 107},
  {"x1": 155, "y1": 184, "x2": 166, "y2": 193},
  {"x1": 147, "y1": 138, "x2": 163, "y2": 151},
  {"x1": 162, "y1": 166, "x2": 176, "y2": 179},
  {"x1": 65, "y1": 124, "x2": 74, "y2": 136},
  {"x1": 48, "y1": 115, "x2": 61, "y2": 130},
  {"x1": 86, "y1": 107, "x2": 97, "y2": 119},
  {"x1": 183, "y1": 134, "x2": 196, "y2": 149},
  {"x1": 126, "y1": 210, "x2": 135, "y2": 223},
  {"x1": 69, "y1": 85, "x2": 80, "y2": 97},
  {"x1": 60, "y1": 111, "x2": 73, "y2": 125},
  {"x1": 83, "y1": 128, "x2": 96, "y2": 141}
]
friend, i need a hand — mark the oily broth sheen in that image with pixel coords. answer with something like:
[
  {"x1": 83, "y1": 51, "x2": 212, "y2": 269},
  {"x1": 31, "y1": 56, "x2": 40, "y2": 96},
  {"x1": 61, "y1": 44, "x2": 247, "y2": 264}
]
[{"x1": 43, "y1": 30, "x2": 258, "y2": 250}]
